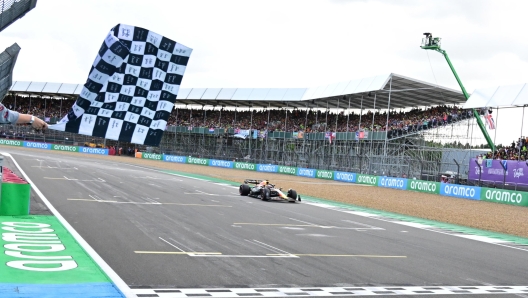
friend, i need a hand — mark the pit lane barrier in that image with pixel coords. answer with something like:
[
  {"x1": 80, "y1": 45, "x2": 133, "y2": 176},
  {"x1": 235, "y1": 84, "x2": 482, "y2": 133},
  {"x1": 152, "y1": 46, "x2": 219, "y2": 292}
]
[{"x1": 2, "y1": 140, "x2": 527, "y2": 207}]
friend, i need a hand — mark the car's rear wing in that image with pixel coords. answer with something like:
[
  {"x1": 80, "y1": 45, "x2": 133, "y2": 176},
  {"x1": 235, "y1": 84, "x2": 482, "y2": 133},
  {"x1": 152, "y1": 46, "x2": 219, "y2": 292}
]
[{"x1": 244, "y1": 179, "x2": 263, "y2": 184}]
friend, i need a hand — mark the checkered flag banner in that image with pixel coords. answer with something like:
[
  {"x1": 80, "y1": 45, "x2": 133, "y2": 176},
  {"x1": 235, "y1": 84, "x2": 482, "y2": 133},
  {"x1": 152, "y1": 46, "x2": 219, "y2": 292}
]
[{"x1": 49, "y1": 24, "x2": 192, "y2": 146}]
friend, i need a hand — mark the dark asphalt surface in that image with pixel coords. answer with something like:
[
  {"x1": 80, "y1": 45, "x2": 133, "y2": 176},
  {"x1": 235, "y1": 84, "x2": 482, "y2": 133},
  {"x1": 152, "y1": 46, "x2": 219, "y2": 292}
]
[{"x1": 3, "y1": 148, "x2": 528, "y2": 294}]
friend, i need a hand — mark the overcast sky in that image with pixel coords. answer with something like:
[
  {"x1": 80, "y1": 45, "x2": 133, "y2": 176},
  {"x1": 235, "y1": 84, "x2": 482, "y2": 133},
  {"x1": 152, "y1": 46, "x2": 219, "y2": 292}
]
[{"x1": 1, "y1": 0, "x2": 527, "y2": 146}]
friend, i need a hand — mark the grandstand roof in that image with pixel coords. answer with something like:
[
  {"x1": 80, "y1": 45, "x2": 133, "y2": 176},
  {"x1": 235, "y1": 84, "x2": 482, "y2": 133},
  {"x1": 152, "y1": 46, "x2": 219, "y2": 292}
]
[{"x1": 8, "y1": 73, "x2": 466, "y2": 109}]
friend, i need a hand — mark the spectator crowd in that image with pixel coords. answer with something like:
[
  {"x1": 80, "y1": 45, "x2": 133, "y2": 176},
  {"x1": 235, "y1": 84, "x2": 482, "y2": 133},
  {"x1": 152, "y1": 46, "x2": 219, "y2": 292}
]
[
  {"x1": 2, "y1": 94, "x2": 473, "y2": 138},
  {"x1": 482, "y1": 137, "x2": 528, "y2": 161}
]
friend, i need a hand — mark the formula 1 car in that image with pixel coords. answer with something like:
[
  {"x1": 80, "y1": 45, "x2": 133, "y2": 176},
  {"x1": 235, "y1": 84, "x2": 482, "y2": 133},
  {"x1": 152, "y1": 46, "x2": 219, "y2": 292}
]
[{"x1": 239, "y1": 179, "x2": 301, "y2": 202}]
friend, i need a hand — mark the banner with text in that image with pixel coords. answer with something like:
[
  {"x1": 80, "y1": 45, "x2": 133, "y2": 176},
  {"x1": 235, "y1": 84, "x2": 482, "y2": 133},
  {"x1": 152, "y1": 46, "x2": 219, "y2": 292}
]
[
  {"x1": 406, "y1": 180, "x2": 440, "y2": 194},
  {"x1": 468, "y1": 158, "x2": 527, "y2": 187},
  {"x1": 209, "y1": 159, "x2": 234, "y2": 168},
  {"x1": 357, "y1": 174, "x2": 378, "y2": 186},
  {"x1": 187, "y1": 157, "x2": 209, "y2": 166},
  {"x1": 163, "y1": 155, "x2": 187, "y2": 163},
  {"x1": 234, "y1": 162, "x2": 257, "y2": 171},
  {"x1": 480, "y1": 187, "x2": 528, "y2": 207},
  {"x1": 440, "y1": 183, "x2": 481, "y2": 200},
  {"x1": 378, "y1": 177, "x2": 407, "y2": 190},
  {"x1": 316, "y1": 170, "x2": 334, "y2": 180},
  {"x1": 334, "y1": 171, "x2": 356, "y2": 183}
]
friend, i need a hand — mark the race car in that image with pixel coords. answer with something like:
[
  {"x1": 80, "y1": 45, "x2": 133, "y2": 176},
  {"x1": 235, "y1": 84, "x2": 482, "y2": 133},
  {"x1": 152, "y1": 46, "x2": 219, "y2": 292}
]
[{"x1": 239, "y1": 179, "x2": 301, "y2": 202}]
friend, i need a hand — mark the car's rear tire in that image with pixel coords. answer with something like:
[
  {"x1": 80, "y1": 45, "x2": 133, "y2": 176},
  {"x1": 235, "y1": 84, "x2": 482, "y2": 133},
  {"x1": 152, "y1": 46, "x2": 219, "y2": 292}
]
[
  {"x1": 261, "y1": 187, "x2": 271, "y2": 201},
  {"x1": 239, "y1": 184, "x2": 250, "y2": 196}
]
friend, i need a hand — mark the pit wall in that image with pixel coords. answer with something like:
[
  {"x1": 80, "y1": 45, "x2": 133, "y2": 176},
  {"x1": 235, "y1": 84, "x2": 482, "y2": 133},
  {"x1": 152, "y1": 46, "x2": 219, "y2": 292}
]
[{"x1": 2, "y1": 140, "x2": 526, "y2": 207}]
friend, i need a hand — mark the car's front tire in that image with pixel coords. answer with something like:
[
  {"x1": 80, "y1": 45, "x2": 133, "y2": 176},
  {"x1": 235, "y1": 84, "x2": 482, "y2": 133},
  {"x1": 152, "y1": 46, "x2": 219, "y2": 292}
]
[
  {"x1": 287, "y1": 189, "x2": 298, "y2": 201},
  {"x1": 239, "y1": 184, "x2": 251, "y2": 196},
  {"x1": 261, "y1": 187, "x2": 271, "y2": 201}
]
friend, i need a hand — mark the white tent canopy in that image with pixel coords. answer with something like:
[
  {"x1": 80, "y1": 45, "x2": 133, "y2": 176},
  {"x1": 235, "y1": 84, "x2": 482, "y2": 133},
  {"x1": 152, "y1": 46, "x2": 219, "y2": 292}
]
[
  {"x1": 464, "y1": 83, "x2": 528, "y2": 109},
  {"x1": 9, "y1": 73, "x2": 466, "y2": 110}
]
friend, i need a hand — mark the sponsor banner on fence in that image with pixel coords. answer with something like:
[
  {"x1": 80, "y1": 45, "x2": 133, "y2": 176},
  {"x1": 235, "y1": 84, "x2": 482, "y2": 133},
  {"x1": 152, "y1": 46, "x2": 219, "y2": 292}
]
[
  {"x1": 0, "y1": 139, "x2": 23, "y2": 147},
  {"x1": 79, "y1": 147, "x2": 108, "y2": 155},
  {"x1": 334, "y1": 171, "x2": 356, "y2": 183},
  {"x1": 257, "y1": 164, "x2": 278, "y2": 173},
  {"x1": 209, "y1": 159, "x2": 234, "y2": 168},
  {"x1": 480, "y1": 187, "x2": 528, "y2": 207},
  {"x1": 440, "y1": 183, "x2": 481, "y2": 200},
  {"x1": 468, "y1": 158, "x2": 528, "y2": 187},
  {"x1": 316, "y1": 170, "x2": 334, "y2": 180},
  {"x1": 407, "y1": 180, "x2": 440, "y2": 194},
  {"x1": 297, "y1": 167, "x2": 316, "y2": 178},
  {"x1": 278, "y1": 166, "x2": 297, "y2": 175},
  {"x1": 187, "y1": 157, "x2": 209, "y2": 166},
  {"x1": 357, "y1": 174, "x2": 378, "y2": 186},
  {"x1": 23, "y1": 141, "x2": 51, "y2": 150},
  {"x1": 378, "y1": 177, "x2": 407, "y2": 190},
  {"x1": 163, "y1": 155, "x2": 187, "y2": 163},
  {"x1": 142, "y1": 152, "x2": 162, "y2": 160},
  {"x1": 51, "y1": 144, "x2": 79, "y2": 152},
  {"x1": 234, "y1": 162, "x2": 256, "y2": 171}
]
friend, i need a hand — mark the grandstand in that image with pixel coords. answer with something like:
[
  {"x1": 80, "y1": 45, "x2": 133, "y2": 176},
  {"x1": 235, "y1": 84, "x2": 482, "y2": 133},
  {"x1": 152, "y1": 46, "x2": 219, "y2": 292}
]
[
  {"x1": 0, "y1": 0, "x2": 37, "y2": 33},
  {"x1": 2, "y1": 73, "x2": 491, "y2": 182}
]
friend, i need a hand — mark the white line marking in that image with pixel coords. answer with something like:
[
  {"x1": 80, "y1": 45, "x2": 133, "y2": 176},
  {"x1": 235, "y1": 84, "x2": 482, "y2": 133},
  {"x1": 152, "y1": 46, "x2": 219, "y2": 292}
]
[
  {"x1": 249, "y1": 239, "x2": 298, "y2": 257},
  {"x1": 1, "y1": 152, "x2": 133, "y2": 297},
  {"x1": 188, "y1": 254, "x2": 297, "y2": 258},
  {"x1": 159, "y1": 237, "x2": 185, "y2": 252},
  {"x1": 305, "y1": 202, "x2": 528, "y2": 253},
  {"x1": 88, "y1": 194, "x2": 101, "y2": 202},
  {"x1": 342, "y1": 219, "x2": 384, "y2": 230}
]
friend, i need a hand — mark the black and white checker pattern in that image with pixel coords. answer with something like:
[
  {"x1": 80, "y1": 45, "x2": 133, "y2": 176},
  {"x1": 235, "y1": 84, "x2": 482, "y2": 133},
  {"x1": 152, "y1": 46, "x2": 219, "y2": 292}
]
[
  {"x1": 50, "y1": 24, "x2": 191, "y2": 146},
  {"x1": 132, "y1": 286, "x2": 528, "y2": 297}
]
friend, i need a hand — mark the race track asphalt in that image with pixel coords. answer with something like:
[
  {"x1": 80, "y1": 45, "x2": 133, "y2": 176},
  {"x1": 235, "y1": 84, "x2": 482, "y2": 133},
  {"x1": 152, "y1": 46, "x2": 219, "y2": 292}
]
[{"x1": 3, "y1": 148, "x2": 528, "y2": 297}]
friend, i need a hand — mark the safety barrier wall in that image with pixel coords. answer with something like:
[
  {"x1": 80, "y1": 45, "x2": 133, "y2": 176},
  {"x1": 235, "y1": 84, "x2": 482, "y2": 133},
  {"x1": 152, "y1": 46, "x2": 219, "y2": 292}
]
[{"x1": 3, "y1": 140, "x2": 528, "y2": 208}]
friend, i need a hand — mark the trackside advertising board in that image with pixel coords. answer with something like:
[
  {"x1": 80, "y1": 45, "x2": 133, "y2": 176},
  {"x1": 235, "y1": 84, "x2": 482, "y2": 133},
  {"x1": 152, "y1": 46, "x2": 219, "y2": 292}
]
[
  {"x1": 10, "y1": 139, "x2": 528, "y2": 208},
  {"x1": 187, "y1": 157, "x2": 209, "y2": 166},
  {"x1": 163, "y1": 155, "x2": 187, "y2": 163},
  {"x1": 334, "y1": 171, "x2": 356, "y2": 183},
  {"x1": 357, "y1": 174, "x2": 378, "y2": 186},
  {"x1": 209, "y1": 159, "x2": 234, "y2": 168},
  {"x1": 316, "y1": 170, "x2": 334, "y2": 180},
  {"x1": 480, "y1": 187, "x2": 528, "y2": 207},
  {"x1": 297, "y1": 168, "x2": 316, "y2": 178},
  {"x1": 0, "y1": 139, "x2": 23, "y2": 146},
  {"x1": 23, "y1": 141, "x2": 51, "y2": 150},
  {"x1": 406, "y1": 180, "x2": 440, "y2": 194},
  {"x1": 51, "y1": 144, "x2": 79, "y2": 152},
  {"x1": 141, "y1": 152, "x2": 163, "y2": 160},
  {"x1": 234, "y1": 162, "x2": 256, "y2": 171},
  {"x1": 257, "y1": 164, "x2": 278, "y2": 173},
  {"x1": 440, "y1": 183, "x2": 481, "y2": 200},
  {"x1": 79, "y1": 147, "x2": 108, "y2": 155},
  {"x1": 378, "y1": 177, "x2": 407, "y2": 190},
  {"x1": 278, "y1": 166, "x2": 297, "y2": 175}
]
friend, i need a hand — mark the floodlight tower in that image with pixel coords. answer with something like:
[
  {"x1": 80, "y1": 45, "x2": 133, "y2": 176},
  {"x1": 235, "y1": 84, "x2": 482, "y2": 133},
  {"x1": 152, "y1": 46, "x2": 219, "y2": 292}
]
[{"x1": 421, "y1": 33, "x2": 495, "y2": 152}]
